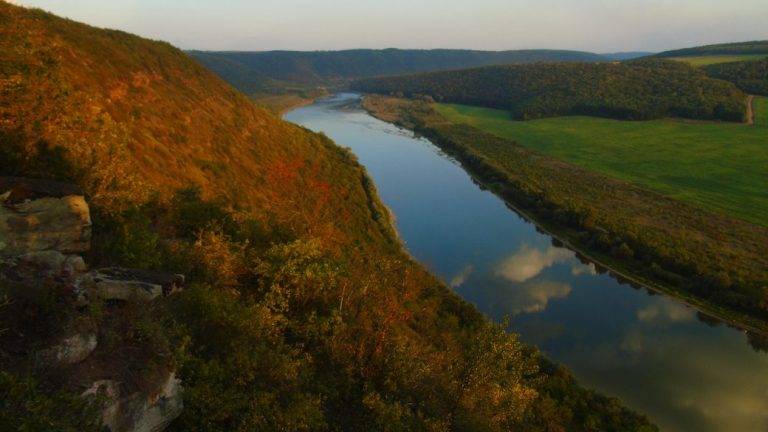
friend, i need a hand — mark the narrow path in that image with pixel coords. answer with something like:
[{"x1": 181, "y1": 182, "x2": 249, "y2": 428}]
[{"x1": 746, "y1": 95, "x2": 755, "y2": 125}]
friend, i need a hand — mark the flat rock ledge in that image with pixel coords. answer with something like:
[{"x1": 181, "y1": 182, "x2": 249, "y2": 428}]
[
  {"x1": 83, "y1": 372, "x2": 183, "y2": 432},
  {"x1": 0, "y1": 177, "x2": 92, "y2": 257},
  {"x1": 1, "y1": 177, "x2": 184, "y2": 431}
]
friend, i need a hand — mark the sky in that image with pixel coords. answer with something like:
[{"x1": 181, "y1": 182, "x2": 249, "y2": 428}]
[{"x1": 11, "y1": 0, "x2": 768, "y2": 53}]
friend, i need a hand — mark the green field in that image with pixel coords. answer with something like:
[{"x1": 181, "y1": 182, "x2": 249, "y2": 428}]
[
  {"x1": 669, "y1": 54, "x2": 768, "y2": 66},
  {"x1": 435, "y1": 98, "x2": 768, "y2": 226}
]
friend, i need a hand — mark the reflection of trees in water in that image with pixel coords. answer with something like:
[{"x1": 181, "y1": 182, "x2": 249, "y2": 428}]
[
  {"x1": 696, "y1": 311, "x2": 723, "y2": 327},
  {"x1": 695, "y1": 312, "x2": 768, "y2": 355},
  {"x1": 746, "y1": 332, "x2": 768, "y2": 354}
]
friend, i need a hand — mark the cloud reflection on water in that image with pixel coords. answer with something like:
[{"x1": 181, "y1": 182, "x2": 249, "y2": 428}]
[{"x1": 495, "y1": 244, "x2": 573, "y2": 283}]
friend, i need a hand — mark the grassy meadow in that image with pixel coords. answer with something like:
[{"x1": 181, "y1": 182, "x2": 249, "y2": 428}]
[
  {"x1": 669, "y1": 54, "x2": 768, "y2": 66},
  {"x1": 435, "y1": 98, "x2": 768, "y2": 226}
]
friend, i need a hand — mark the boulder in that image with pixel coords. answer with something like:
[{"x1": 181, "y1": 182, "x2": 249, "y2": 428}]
[
  {"x1": 83, "y1": 372, "x2": 183, "y2": 432},
  {"x1": 2, "y1": 250, "x2": 86, "y2": 282},
  {"x1": 0, "y1": 177, "x2": 91, "y2": 257},
  {"x1": 37, "y1": 332, "x2": 97, "y2": 366}
]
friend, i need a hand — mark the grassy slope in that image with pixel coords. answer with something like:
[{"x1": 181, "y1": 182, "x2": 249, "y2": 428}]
[
  {"x1": 0, "y1": 2, "x2": 655, "y2": 431},
  {"x1": 363, "y1": 95, "x2": 768, "y2": 333},
  {"x1": 668, "y1": 54, "x2": 768, "y2": 66},
  {"x1": 435, "y1": 99, "x2": 768, "y2": 226}
]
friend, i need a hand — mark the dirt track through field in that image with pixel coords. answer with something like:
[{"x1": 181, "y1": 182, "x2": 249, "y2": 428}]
[{"x1": 746, "y1": 95, "x2": 755, "y2": 125}]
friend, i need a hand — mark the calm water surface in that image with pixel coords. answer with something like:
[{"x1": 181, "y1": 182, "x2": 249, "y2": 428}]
[{"x1": 286, "y1": 93, "x2": 768, "y2": 432}]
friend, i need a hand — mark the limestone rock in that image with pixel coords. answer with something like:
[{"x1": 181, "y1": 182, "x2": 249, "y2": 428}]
[
  {"x1": 38, "y1": 332, "x2": 97, "y2": 365},
  {"x1": 79, "y1": 268, "x2": 185, "y2": 303},
  {"x1": 130, "y1": 372, "x2": 184, "y2": 432},
  {"x1": 83, "y1": 372, "x2": 183, "y2": 432},
  {"x1": 2, "y1": 250, "x2": 86, "y2": 282},
  {"x1": 0, "y1": 177, "x2": 91, "y2": 257}
]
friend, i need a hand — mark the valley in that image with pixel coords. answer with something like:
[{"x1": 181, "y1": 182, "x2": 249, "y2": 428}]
[
  {"x1": 287, "y1": 92, "x2": 768, "y2": 432},
  {"x1": 2, "y1": 1, "x2": 767, "y2": 431}
]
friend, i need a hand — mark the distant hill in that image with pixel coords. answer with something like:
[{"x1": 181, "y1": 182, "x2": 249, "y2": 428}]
[
  {"x1": 655, "y1": 40, "x2": 768, "y2": 58},
  {"x1": 353, "y1": 59, "x2": 747, "y2": 122},
  {"x1": 189, "y1": 48, "x2": 607, "y2": 89},
  {"x1": 601, "y1": 51, "x2": 654, "y2": 61}
]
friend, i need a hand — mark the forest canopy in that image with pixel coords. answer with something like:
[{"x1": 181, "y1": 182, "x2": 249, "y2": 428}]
[
  {"x1": 655, "y1": 40, "x2": 768, "y2": 58},
  {"x1": 353, "y1": 59, "x2": 747, "y2": 122},
  {"x1": 704, "y1": 59, "x2": 768, "y2": 96}
]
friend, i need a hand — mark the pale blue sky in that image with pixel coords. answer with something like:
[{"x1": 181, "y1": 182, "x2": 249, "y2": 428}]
[{"x1": 12, "y1": 0, "x2": 768, "y2": 52}]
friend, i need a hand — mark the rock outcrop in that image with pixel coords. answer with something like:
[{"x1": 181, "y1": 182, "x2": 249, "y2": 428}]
[
  {"x1": 83, "y1": 372, "x2": 183, "y2": 432},
  {"x1": 80, "y1": 268, "x2": 185, "y2": 303},
  {"x1": 37, "y1": 332, "x2": 98, "y2": 366},
  {"x1": 0, "y1": 177, "x2": 184, "y2": 431},
  {"x1": 0, "y1": 177, "x2": 91, "y2": 257}
]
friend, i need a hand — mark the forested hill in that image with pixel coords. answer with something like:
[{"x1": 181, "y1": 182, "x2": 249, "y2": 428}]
[
  {"x1": 189, "y1": 48, "x2": 606, "y2": 86},
  {"x1": 353, "y1": 59, "x2": 747, "y2": 121},
  {"x1": 704, "y1": 59, "x2": 768, "y2": 96},
  {"x1": 655, "y1": 40, "x2": 768, "y2": 58},
  {"x1": 601, "y1": 51, "x2": 654, "y2": 60},
  {"x1": 0, "y1": 2, "x2": 655, "y2": 431}
]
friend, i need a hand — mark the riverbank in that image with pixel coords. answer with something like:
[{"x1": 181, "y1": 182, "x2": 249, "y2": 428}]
[
  {"x1": 360, "y1": 94, "x2": 768, "y2": 335},
  {"x1": 250, "y1": 91, "x2": 326, "y2": 115}
]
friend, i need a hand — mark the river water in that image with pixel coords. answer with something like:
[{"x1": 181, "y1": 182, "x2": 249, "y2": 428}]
[{"x1": 286, "y1": 93, "x2": 768, "y2": 432}]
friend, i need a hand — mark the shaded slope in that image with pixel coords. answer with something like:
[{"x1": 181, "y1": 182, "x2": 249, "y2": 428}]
[{"x1": 188, "y1": 48, "x2": 607, "y2": 87}]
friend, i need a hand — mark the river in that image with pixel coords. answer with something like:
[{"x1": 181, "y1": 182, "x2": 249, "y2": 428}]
[{"x1": 285, "y1": 93, "x2": 768, "y2": 432}]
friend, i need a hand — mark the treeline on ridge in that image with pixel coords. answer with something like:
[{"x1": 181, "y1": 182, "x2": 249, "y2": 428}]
[
  {"x1": 353, "y1": 59, "x2": 747, "y2": 122},
  {"x1": 704, "y1": 59, "x2": 768, "y2": 96},
  {"x1": 189, "y1": 48, "x2": 606, "y2": 87},
  {"x1": 654, "y1": 40, "x2": 768, "y2": 58}
]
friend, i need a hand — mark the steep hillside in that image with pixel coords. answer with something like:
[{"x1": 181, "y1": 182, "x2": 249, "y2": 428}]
[
  {"x1": 189, "y1": 48, "x2": 607, "y2": 88},
  {"x1": 0, "y1": 2, "x2": 654, "y2": 431},
  {"x1": 353, "y1": 59, "x2": 747, "y2": 121},
  {"x1": 655, "y1": 40, "x2": 768, "y2": 58}
]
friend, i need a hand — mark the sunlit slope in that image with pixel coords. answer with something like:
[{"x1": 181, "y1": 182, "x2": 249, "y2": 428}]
[
  {"x1": 655, "y1": 41, "x2": 768, "y2": 66},
  {"x1": 0, "y1": 1, "x2": 390, "y2": 245},
  {"x1": 668, "y1": 55, "x2": 768, "y2": 66},
  {"x1": 435, "y1": 100, "x2": 768, "y2": 226}
]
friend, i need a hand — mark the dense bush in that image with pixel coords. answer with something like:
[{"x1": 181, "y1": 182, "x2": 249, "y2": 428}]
[
  {"x1": 354, "y1": 60, "x2": 747, "y2": 121},
  {"x1": 0, "y1": 372, "x2": 101, "y2": 432}
]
